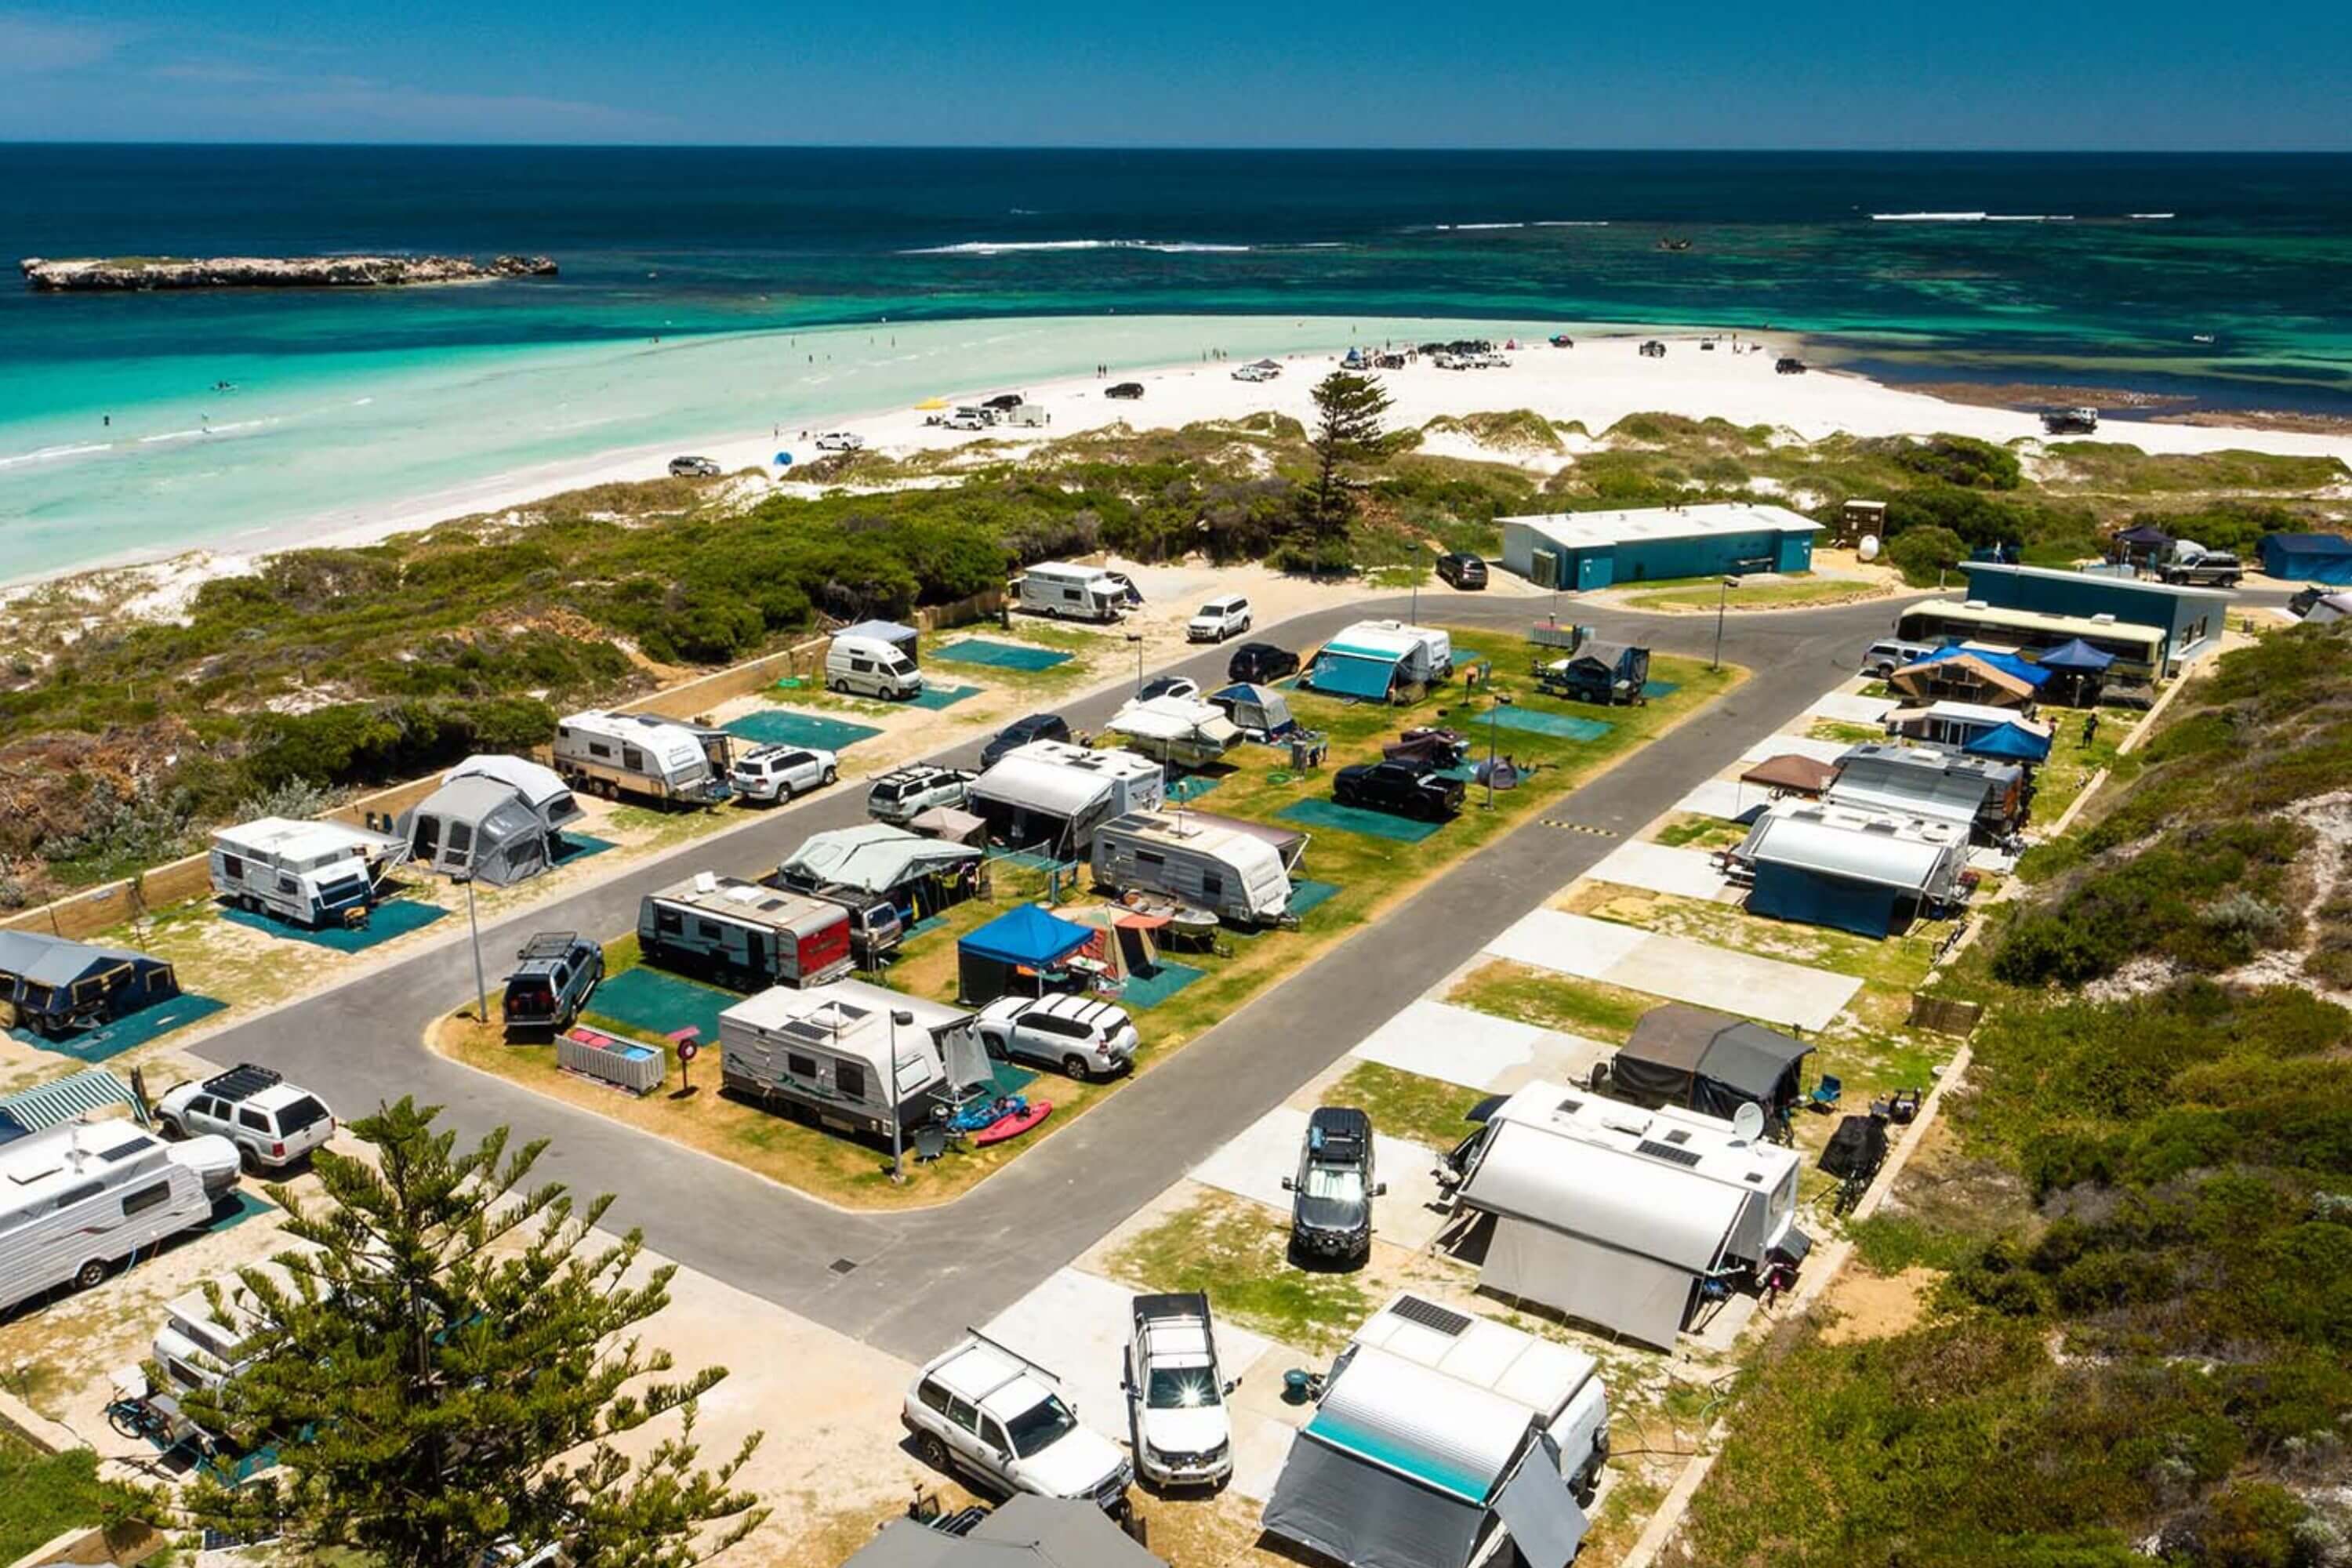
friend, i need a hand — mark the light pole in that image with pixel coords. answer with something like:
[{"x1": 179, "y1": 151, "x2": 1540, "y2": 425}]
[
  {"x1": 1483, "y1": 693, "x2": 1514, "y2": 811},
  {"x1": 887, "y1": 1007, "x2": 916, "y2": 1183},
  {"x1": 452, "y1": 871, "x2": 488, "y2": 1023},
  {"x1": 1127, "y1": 632, "x2": 1144, "y2": 695},
  {"x1": 1711, "y1": 575, "x2": 1737, "y2": 673}
]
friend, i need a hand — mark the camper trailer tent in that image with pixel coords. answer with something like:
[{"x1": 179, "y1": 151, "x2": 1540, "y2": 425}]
[
  {"x1": 1886, "y1": 648, "x2": 2046, "y2": 709},
  {"x1": 1613, "y1": 1004, "x2": 1814, "y2": 1127},
  {"x1": 1499, "y1": 503, "x2": 1819, "y2": 590},
  {"x1": 403, "y1": 775, "x2": 552, "y2": 887},
  {"x1": 718, "y1": 980, "x2": 974, "y2": 1140},
  {"x1": 1106, "y1": 697, "x2": 1241, "y2": 768},
  {"x1": 1261, "y1": 1344, "x2": 1590, "y2": 1568},
  {"x1": 966, "y1": 742, "x2": 1163, "y2": 860},
  {"x1": 0, "y1": 932, "x2": 180, "y2": 1037},
  {"x1": 775, "y1": 823, "x2": 980, "y2": 921},
  {"x1": 1208, "y1": 682, "x2": 1298, "y2": 739},
  {"x1": 443, "y1": 754, "x2": 583, "y2": 843},
  {"x1": 1453, "y1": 1083, "x2": 1803, "y2": 1348},
  {"x1": 2260, "y1": 533, "x2": 2352, "y2": 585},
  {"x1": 1737, "y1": 803, "x2": 1969, "y2": 938},
  {"x1": 956, "y1": 903, "x2": 1093, "y2": 1005}
]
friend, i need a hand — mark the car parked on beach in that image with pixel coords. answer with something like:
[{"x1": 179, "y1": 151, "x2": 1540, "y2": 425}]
[
  {"x1": 1105, "y1": 382, "x2": 1145, "y2": 400},
  {"x1": 1333, "y1": 758, "x2": 1465, "y2": 821},
  {"x1": 157, "y1": 1064, "x2": 335, "y2": 1174},
  {"x1": 729, "y1": 743, "x2": 839, "y2": 804},
  {"x1": 982, "y1": 393, "x2": 1025, "y2": 412},
  {"x1": 1227, "y1": 641, "x2": 1300, "y2": 684},
  {"x1": 667, "y1": 455, "x2": 721, "y2": 477},
  {"x1": 813, "y1": 431, "x2": 866, "y2": 452},
  {"x1": 1435, "y1": 552, "x2": 1488, "y2": 590}
]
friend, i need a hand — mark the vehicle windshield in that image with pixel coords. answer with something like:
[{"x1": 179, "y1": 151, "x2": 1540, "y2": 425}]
[
  {"x1": 1004, "y1": 1395, "x2": 1079, "y2": 1457},
  {"x1": 1302, "y1": 1163, "x2": 1365, "y2": 1203},
  {"x1": 1146, "y1": 1367, "x2": 1223, "y2": 1410},
  {"x1": 888, "y1": 657, "x2": 916, "y2": 675}
]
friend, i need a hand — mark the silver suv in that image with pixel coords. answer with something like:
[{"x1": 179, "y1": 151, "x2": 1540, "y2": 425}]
[
  {"x1": 974, "y1": 994, "x2": 1138, "y2": 1081},
  {"x1": 867, "y1": 764, "x2": 974, "y2": 826},
  {"x1": 157, "y1": 1063, "x2": 334, "y2": 1173}
]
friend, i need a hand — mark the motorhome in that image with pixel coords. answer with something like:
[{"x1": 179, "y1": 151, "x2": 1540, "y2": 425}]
[
  {"x1": 209, "y1": 817, "x2": 408, "y2": 928},
  {"x1": 827, "y1": 622, "x2": 925, "y2": 700},
  {"x1": 1014, "y1": 562, "x2": 1128, "y2": 623},
  {"x1": 0, "y1": 1120, "x2": 238, "y2": 1317},
  {"x1": 718, "y1": 979, "x2": 977, "y2": 1140},
  {"x1": 551, "y1": 710, "x2": 731, "y2": 807},
  {"x1": 1104, "y1": 696, "x2": 1241, "y2": 768},
  {"x1": 638, "y1": 873, "x2": 854, "y2": 989},
  {"x1": 967, "y1": 741, "x2": 1166, "y2": 858},
  {"x1": 1091, "y1": 810, "x2": 1295, "y2": 925}
]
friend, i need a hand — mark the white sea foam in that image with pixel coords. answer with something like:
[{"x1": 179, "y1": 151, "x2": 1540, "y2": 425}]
[
  {"x1": 1872, "y1": 212, "x2": 1990, "y2": 222},
  {"x1": 0, "y1": 441, "x2": 111, "y2": 470},
  {"x1": 1533, "y1": 220, "x2": 1610, "y2": 227},
  {"x1": 1439, "y1": 222, "x2": 1526, "y2": 231},
  {"x1": 2129, "y1": 212, "x2": 2176, "y2": 220},
  {"x1": 903, "y1": 238, "x2": 1250, "y2": 256}
]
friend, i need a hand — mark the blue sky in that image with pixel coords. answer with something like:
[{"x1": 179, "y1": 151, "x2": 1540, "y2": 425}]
[{"x1": 2, "y1": 1, "x2": 2346, "y2": 148}]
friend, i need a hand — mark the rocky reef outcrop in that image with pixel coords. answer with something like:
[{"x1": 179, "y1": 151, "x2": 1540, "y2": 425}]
[{"x1": 20, "y1": 254, "x2": 558, "y2": 292}]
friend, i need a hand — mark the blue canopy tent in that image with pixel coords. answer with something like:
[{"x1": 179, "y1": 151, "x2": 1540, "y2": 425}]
[
  {"x1": 1964, "y1": 722, "x2": 2053, "y2": 764},
  {"x1": 1911, "y1": 644, "x2": 2051, "y2": 689},
  {"x1": 2037, "y1": 637, "x2": 2116, "y2": 706},
  {"x1": 2260, "y1": 532, "x2": 2352, "y2": 586},
  {"x1": 957, "y1": 903, "x2": 1094, "y2": 1004}
]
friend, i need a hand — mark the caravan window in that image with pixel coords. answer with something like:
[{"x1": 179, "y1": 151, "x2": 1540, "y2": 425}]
[
  {"x1": 655, "y1": 909, "x2": 684, "y2": 936},
  {"x1": 122, "y1": 1180, "x2": 173, "y2": 1218},
  {"x1": 1134, "y1": 850, "x2": 1163, "y2": 866},
  {"x1": 622, "y1": 746, "x2": 646, "y2": 771},
  {"x1": 696, "y1": 920, "x2": 724, "y2": 942},
  {"x1": 277, "y1": 876, "x2": 298, "y2": 895},
  {"x1": 1062, "y1": 587, "x2": 1081, "y2": 603},
  {"x1": 837, "y1": 1062, "x2": 867, "y2": 1101},
  {"x1": 786, "y1": 1051, "x2": 818, "y2": 1080},
  {"x1": 221, "y1": 854, "x2": 245, "y2": 880},
  {"x1": 589, "y1": 741, "x2": 613, "y2": 760},
  {"x1": 1201, "y1": 871, "x2": 1224, "y2": 899}
]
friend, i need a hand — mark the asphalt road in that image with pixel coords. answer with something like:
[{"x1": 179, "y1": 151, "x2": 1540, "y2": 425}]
[{"x1": 204, "y1": 589, "x2": 1913, "y2": 1361}]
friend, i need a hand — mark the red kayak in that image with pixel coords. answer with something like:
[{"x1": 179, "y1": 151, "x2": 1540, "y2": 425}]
[{"x1": 972, "y1": 1100, "x2": 1053, "y2": 1145}]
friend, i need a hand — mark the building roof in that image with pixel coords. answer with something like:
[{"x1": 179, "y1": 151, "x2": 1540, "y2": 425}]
[
  {"x1": 1501, "y1": 502, "x2": 1823, "y2": 551},
  {"x1": 1963, "y1": 559, "x2": 2234, "y2": 605},
  {"x1": 1738, "y1": 753, "x2": 1838, "y2": 793},
  {"x1": 959, "y1": 904, "x2": 1094, "y2": 968},
  {"x1": 847, "y1": 1494, "x2": 1167, "y2": 1568},
  {"x1": 1896, "y1": 700, "x2": 2050, "y2": 732},
  {"x1": 778, "y1": 823, "x2": 979, "y2": 893},
  {"x1": 0, "y1": 931, "x2": 158, "y2": 988}
]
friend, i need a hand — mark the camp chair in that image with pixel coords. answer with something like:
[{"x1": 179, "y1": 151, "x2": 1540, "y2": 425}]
[
  {"x1": 1808, "y1": 1074, "x2": 1842, "y2": 1114},
  {"x1": 912, "y1": 1123, "x2": 949, "y2": 1163}
]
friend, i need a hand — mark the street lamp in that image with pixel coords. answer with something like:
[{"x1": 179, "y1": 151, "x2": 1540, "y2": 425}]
[
  {"x1": 887, "y1": 1007, "x2": 916, "y2": 1183},
  {"x1": 1483, "y1": 693, "x2": 1515, "y2": 811},
  {"x1": 1711, "y1": 575, "x2": 1737, "y2": 673},
  {"x1": 451, "y1": 870, "x2": 488, "y2": 1024},
  {"x1": 1126, "y1": 632, "x2": 1145, "y2": 695}
]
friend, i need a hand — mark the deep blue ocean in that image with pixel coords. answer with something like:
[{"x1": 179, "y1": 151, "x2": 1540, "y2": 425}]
[{"x1": 4, "y1": 147, "x2": 2349, "y2": 579}]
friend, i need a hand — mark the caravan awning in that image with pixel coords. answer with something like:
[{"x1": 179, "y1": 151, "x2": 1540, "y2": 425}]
[
  {"x1": 1308, "y1": 652, "x2": 1400, "y2": 699},
  {"x1": 1461, "y1": 1119, "x2": 1748, "y2": 1273},
  {"x1": 0, "y1": 1069, "x2": 147, "y2": 1142}
]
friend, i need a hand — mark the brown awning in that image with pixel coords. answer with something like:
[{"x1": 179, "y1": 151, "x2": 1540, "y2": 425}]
[{"x1": 1739, "y1": 753, "x2": 1838, "y2": 794}]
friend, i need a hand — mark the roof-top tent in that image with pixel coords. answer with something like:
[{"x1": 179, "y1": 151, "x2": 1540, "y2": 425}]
[
  {"x1": 1734, "y1": 800, "x2": 1971, "y2": 937},
  {"x1": 1207, "y1": 682, "x2": 1298, "y2": 740},
  {"x1": 444, "y1": 754, "x2": 584, "y2": 841},
  {"x1": 848, "y1": 1494, "x2": 1170, "y2": 1568},
  {"x1": 1453, "y1": 1081, "x2": 1802, "y2": 1347},
  {"x1": 0, "y1": 931, "x2": 181, "y2": 1038},
  {"x1": 401, "y1": 775, "x2": 552, "y2": 887},
  {"x1": 1262, "y1": 1343, "x2": 1589, "y2": 1568},
  {"x1": 2259, "y1": 532, "x2": 2352, "y2": 586},
  {"x1": 956, "y1": 903, "x2": 1095, "y2": 1005},
  {"x1": 1612, "y1": 1003, "x2": 1815, "y2": 1127},
  {"x1": 837, "y1": 619, "x2": 921, "y2": 663},
  {"x1": 773, "y1": 822, "x2": 981, "y2": 920}
]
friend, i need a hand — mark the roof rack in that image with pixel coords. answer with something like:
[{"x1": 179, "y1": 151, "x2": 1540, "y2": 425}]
[
  {"x1": 517, "y1": 931, "x2": 583, "y2": 962},
  {"x1": 202, "y1": 1063, "x2": 285, "y2": 1104}
]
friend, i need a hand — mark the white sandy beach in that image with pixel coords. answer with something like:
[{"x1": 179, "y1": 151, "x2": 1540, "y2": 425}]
[{"x1": 12, "y1": 321, "x2": 2352, "y2": 607}]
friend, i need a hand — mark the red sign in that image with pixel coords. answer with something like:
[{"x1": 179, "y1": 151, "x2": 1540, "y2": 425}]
[{"x1": 677, "y1": 1040, "x2": 700, "y2": 1064}]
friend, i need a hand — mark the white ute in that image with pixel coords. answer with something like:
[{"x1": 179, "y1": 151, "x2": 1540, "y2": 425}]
[
  {"x1": 1124, "y1": 1291, "x2": 1237, "y2": 1490},
  {"x1": 904, "y1": 1331, "x2": 1132, "y2": 1512}
]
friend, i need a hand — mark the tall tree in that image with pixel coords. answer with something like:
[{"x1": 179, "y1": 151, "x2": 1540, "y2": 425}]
[
  {"x1": 181, "y1": 1099, "x2": 766, "y2": 1568},
  {"x1": 1299, "y1": 371, "x2": 1396, "y2": 563}
]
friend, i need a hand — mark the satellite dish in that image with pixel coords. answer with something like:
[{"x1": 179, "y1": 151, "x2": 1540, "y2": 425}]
[
  {"x1": 1731, "y1": 1102, "x2": 1767, "y2": 1143},
  {"x1": 1858, "y1": 533, "x2": 1882, "y2": 562}
]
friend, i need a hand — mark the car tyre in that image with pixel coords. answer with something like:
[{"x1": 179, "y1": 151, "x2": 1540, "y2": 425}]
[
  {"x1": 916, "y1": 1432, "x2": 951, "y2": 1473},
  {"x1": 238, "y1": 1145, "x2": 262, "y2": 1175},
  {"x1": 1063, "y1": 1054, "x2": 1092, "y2": 1082},
  {"x1": 823, "y1": 766, "x2": 838, "y2": 786},
  {"x1": 73, "y1": 1258, "x2": 109, "y2": 1292},
  {"x1": 776, "y1": 782, "x2": 794, "y2": 804},
  {"x1": 158, "y1": 1116, "x2": 183, "y2": 1139}
]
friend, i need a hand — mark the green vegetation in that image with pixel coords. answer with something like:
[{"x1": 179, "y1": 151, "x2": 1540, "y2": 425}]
[
  {"x1": 0, "y1": 1436, "x2": 149, "y2": 1563},
  {"x1": 1622, "y1": 576, "x2": 1889, "y2": 612},
  {"x1": 1105, "y1": 1190, "x2": 1372, "y2": 1356},
  {"x1": 1420, "y1": 408, "x2": 1568, "y2": 455},
  {"x1": 1449, "y1": 960, "x2": 1653, "y2": 1044},
  {"x1": 1677, "y1": 624, "x2": 2352, "y2": 1568},
  {"x1": 1327, "y1": 1061, "x2": 1481, "y2": 1152}
]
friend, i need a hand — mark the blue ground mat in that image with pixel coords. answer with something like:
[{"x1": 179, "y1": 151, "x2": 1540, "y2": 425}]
[
  {"x1": 220, "y1": 897, "x2": 448, "y2": 953},
  {"x1": 1484, "y1": 706, "x2": 1616, "y2": 742},
  {"x1": 725, "y1": 709, "x2": 884, "y2": 751},
  {"x1": 7, "y1": 993, "x2": 227, "y2": 1063},
  {"x1": 552, "y1": 833, "x2": 615, "y2": 866},
  {"x1": 586, "y1": 966, "x2": 739, "y2": 1044},
  {"x1": 1119, "y1": 961, "x2": 1206, "y2": 1009},
  {"x1": 1642, "y1": 680, "x2": 1680, "y2": 699},
  {"x1": 1165, "y1": 774, "x2": 1224, "y2": 804},
  {"x1": 1287, "y1": 879, "x2": 1343, "y2": 918},
  {"x1": 208, "y1": 1189, "x2": 277, "y2": 1232},
  {"x1": 1276, "y1": 798, "x2": 1444, "y2": 844},
  {"x1": 908, "y1": 682, "x2": 983, "y2": 710},
  {"x1": 932, "y1": 639, "x2": 1073, "y2": 672}
]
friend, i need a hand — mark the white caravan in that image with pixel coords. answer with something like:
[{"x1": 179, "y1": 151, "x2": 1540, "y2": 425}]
[
  {"x1": 1091, "y1": 810, "x2": 1295, "y2": 925},
  {"x1": 550, "y1": 710, "x2": 730, "y2": 806},
  {"x1": 1014, "y1": 562, "x2": 1128, "y2": 623},
  {"x1": 0, "y1": 1120, "x2": 238, "y2": 1317},
  {"x1": 209, "y1": 816, "x2": 408, "y2": 927}
]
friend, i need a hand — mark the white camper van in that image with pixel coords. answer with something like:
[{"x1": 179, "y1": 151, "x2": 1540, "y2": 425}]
[
  {"x1": 209, "y1": 817, "x2": 408, "y2": 928},
  {"x1": 826, "y1": 631, "x2": 924, "y2": 700},
  {"x1": 1092, "y1": 810, "x2": 1295, "y2": 925},
  {"x1": 551, "y1": 710, "x2": 731, "y2": 806},
  {"x1": 1014, "y1": 562, "x2": 1128, "y2": 623},
  {"x1": 0, "y1": 1120, "x2": 238, "y2": 1317}
]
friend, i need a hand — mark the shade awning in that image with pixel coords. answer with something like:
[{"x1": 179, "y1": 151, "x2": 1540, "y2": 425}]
[
  {"x1": 0, "y1": 1069, "x2": 147, "y2": 1140},
  {"x1": 958, "y1": 903, "x2": 1094, "y2": 967},
  {"x1": 2036, "y1": 637, "x2": 2117, "y2": 672},
  {"x1": 1308, "y1": 652, "x2": 1401, "y2": 699},
  {"x1": 1739, "y1": 754, "x2": 1838, "y2": 793},
  {"x1": 1964, "y1": 722, "x2": 2053, "y2": 762}
]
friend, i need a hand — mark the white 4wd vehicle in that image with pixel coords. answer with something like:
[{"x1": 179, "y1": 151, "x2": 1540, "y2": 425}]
[
  {"x1": 1124, "y1": 1291, "x2": 1236, "y2": 1490},
  {"x1": 729, "y1": 743, "x2": 838, "y2": 804},
  {"x1": 813, "y1": 430, "x2": 866, "y2": 452},
  {"x1": 904, "y1": 1332, "x2": 1131, "y2": 1512},
  {"x1": 1187, "y1": 594, "x2": 1252, "y2": 643},
  {"x1": 867, "y1": 764, "x2": 975, "y2": 826},
  {"x1": 974, "y1": 994, "x2": 1138, "y2": 1081},
  {"x1": 157, "y1": 1063, "x2": 333, "y2": 1173}
]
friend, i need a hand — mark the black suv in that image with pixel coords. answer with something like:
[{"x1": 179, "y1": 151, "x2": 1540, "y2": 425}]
[
  {"x1": 502, "y1": 931, "x2": 605, "y2": 1033},
  {"x1": 981, "y1": 711, "x2": 1073, "y2": 768},
  {"x1": 1435, "y1": 552, "x2": 1487, "y2": 590},
  {"x1": 1333, "y1": 759, "x2": 1465, "y2": 821},
  {"x1": 1105, "y1": 382, "x2": 1145, "y2": 400},
  {"x1": 1227, "y1": 642, "x2": 1300, "y2": 684},
  {"x1": 1283, "y1": 1107, "x2": 1382, "y2": 1264}
]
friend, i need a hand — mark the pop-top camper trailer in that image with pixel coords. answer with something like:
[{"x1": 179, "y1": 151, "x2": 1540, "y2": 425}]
[
  {"x1": 209, "y1": 817, "x2": 408, "y2": 928},
  {"x1": 552, "y1": 710, "x2": 731, "y2": 806}
]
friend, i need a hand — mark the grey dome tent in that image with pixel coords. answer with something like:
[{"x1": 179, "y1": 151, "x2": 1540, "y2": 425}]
[
  {"x1": 402, "y1": 775, "x2": 552, "y2": 887},
  {"x1": 1610, "y1": 1003, "x2": 1814, "y2": 1127},
  {"x1": 444, "y1": 754, "x2": 583, "y2": 844}
]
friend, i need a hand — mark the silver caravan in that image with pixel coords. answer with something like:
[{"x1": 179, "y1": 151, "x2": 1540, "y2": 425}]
[
  {"x1": 0, "y1": 1120, "x2": 238, "y2": 1317},
  {"x1": 718, "y1": 979, "x2": 977, "y2": 1141},
  {"x1": 967, "y1": 741, "x2": 1166, "y2": 859},
  {"x1": 1014, "y1": 562, "x2": 1128, "y2": 622},
  {"x1": 552, "y1": 710, "x2": 731, "y2": 806},
  {"x1": 1092, "y1": 810, "x2": 1298, "y2": 926},
  {"x1": 209, "y1": 817, "x2": 408, "y2": 928}
]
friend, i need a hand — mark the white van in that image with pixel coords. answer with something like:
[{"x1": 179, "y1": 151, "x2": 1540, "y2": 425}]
[
  {"x1": 1015, "y1": 563, "x2": 1127, "y2": 623},
  {"x1": 828, "y1": 633, "x2": 924, "y2": 700}
]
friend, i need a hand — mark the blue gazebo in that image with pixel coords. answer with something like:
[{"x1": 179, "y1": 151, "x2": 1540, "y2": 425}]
[
  {"x1": 956, "y1": 903, "x2": 1094, "y2": 1004},
  {"x1": 2036, "y1": 637, "x2": 2115, "y2": 706},
  {"x1": 1964, "y1": 722, "x2": 2053, "y2": 764}
]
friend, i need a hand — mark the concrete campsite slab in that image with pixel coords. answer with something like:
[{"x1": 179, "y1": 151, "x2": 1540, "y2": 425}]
[
  {"x1": 1806, "y1": 691, "x2": 1896, "y2": 725},
  {"x1": 1346, "y1": 1000, "x2": 1553, "y2": 1091},
  {"x1": 1584, "y1": 840, "x2": 1740, "y2": 902},
  {"x1": 1669, "y1": 777, "x2": 1754, "y2": 821},
  {"x1": 1189, "y1": 1105, "x2": 1453, "y2": 1252},
  {"x1": 1481, "y1": 909, "x2": 1863, "y2": 1033},
  {"x1": 1736, "y1": 734, "x2": 1853, "y2": 767}
]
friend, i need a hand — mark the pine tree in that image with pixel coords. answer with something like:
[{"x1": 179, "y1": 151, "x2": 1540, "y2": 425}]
[
  {"x1": 180, "y1": 1099, "x2": 767, "y2": 1568},
  {"x1": 1298, "y1": 371, "x2": 1396, "y2": 568}
]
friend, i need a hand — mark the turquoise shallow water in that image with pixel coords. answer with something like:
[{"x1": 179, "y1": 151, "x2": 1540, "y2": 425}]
[{"x1": 6, "y1": 146, "x2": 2350, "y2": 581}]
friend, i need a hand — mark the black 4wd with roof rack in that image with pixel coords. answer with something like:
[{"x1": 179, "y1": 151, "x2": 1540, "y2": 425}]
[
  {"x1": 502, "y1": 931, "x2": 605, "y2": 1034},
  {"x1": 156, "y1": 1062, "x2": 336, "y2": 1173}
]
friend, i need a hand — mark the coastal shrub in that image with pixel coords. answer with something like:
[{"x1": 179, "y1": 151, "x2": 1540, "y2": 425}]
[
  {"x1": 243, "y1": 697, "x2": 557, "y2": 790},
  {"x1": 1887, "y1": 525, "x2": 1968, "y2": 586},
  {"x1": 2123, "y1": 501, "x2": 2310, "y2": 561},
  {"x1": 1895, "y1": 435, "x2": 2022, "y2": 490}
]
